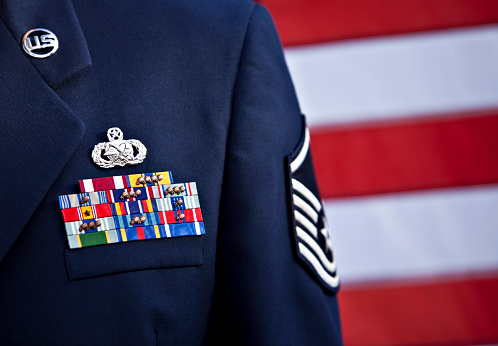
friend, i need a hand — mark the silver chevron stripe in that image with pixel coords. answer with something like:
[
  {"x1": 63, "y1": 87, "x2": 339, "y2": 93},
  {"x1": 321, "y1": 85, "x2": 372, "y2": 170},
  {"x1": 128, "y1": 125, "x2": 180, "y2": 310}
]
[
  {"x1": 290, "y1": 127, "x2": 310, "y2": 173},
  {"x1": 296, "y1": 226, "x2": 337, "y2": 273},
  {"x1": 293, "y1": 194, "x2": 319, "y2": 223},
  {"x1": 292, "y1": 178, "x2": 322, "y2": 212},
  {"x1": 294, "y1": 210, "x2": 318, "y2": 239},
  {"x1": 298, "y1": 243, "x2": 339, "y2": 288}
]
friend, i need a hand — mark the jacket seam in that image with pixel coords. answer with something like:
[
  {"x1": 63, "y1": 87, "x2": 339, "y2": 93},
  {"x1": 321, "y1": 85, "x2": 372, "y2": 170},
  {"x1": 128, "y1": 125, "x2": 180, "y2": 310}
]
[{"x1": 218, "y1": 2, "x2": 258, "y2": 218}]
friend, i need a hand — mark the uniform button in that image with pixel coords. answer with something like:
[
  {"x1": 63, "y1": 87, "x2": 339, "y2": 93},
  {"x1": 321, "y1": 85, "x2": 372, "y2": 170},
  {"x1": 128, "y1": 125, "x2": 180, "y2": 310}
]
[{"x1": 22, "y1": 28, "x2": 59, "y2": 58}]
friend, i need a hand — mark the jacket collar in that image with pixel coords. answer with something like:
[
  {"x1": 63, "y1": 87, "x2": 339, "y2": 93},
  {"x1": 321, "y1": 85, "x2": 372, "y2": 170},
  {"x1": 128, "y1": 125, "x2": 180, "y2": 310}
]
[
  {"x1": 0, "y1": 0, "x2": 87, "y2": 262},
  {"x1": 0, "y1": 0, "x2": 91, "y2": 87}
]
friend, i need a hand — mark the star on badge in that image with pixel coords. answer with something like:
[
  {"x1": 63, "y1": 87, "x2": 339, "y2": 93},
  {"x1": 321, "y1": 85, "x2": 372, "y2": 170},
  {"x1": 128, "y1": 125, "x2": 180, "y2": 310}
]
[{"x1": 92, "y1": 127, "x2": 147, "y2": 168}]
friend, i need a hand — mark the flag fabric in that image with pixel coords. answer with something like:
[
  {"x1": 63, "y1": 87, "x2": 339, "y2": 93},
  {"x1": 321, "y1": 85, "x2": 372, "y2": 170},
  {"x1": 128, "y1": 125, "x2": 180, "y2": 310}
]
[{"x1": 259, "y1": 1, "x2": 498, "y2": 345}]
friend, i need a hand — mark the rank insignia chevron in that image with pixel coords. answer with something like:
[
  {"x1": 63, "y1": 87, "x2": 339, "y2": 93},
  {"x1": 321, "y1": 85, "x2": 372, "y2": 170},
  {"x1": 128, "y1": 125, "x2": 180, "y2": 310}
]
[
  {"x1": 59, "y1": 171, "x2": 205, "y2": 249},
  {"x1": 286, "y1": 127, "x2": 339, "y2": 293}
]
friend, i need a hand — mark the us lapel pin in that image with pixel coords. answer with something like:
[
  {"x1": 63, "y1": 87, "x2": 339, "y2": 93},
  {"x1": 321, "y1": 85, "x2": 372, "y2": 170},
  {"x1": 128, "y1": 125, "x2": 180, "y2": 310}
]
[{"x1": 22, "y1": 28, "x2": 59, "y2": 58}]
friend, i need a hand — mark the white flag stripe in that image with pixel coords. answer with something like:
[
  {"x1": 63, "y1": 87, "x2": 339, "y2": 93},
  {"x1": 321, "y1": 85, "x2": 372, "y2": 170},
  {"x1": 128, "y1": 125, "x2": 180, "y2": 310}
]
[
  {"x1": 294, "y1": 210, "x2": 318, "y2": 239},
  {"x1": 292, "y1": 179, "x2": 322, "y2": 212},
  {"x1": 293, "y1": 194, "x2": 319, "y2": 223},
  {"x1": 298, "y1": 242, "x2": 340, "y2": 288},
  {"x1": 324, "y1": 185, "x2": 498, "y2": 283},
  {"x1": 296, "y1": 226, "x2": 337, "y2": 273},
  {"x1": 290, "y1": 127, "x2": 310, "y2": 173},
  {"x1": 285, "y1": 24, "x2": 498, "y2": 126}
]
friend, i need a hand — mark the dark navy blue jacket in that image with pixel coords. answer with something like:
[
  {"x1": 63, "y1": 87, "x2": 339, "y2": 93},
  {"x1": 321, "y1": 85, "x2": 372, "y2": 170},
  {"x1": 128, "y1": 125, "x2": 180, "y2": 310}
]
[{"x1": 0, "y1": 0, "x2": 342, "y2": 344}]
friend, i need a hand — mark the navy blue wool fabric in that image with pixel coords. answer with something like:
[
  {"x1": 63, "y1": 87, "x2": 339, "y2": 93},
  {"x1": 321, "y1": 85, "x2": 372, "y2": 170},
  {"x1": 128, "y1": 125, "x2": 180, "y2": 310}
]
[{"x1": 0, "y1": 0, "x2": 343, "y2": 344}]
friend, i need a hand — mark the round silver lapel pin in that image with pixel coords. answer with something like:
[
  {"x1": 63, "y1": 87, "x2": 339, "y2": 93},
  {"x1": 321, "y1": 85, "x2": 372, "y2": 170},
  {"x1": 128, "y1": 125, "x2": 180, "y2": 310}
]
[{"x1": 22, "y1": 28, "x2": 59, "y2": 58}]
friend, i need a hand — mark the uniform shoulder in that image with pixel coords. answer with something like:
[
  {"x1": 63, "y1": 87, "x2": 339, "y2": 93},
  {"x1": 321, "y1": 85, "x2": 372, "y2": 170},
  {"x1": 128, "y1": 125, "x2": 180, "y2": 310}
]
[{"x1": 167, "y1": 0, "x2": 257, "y2": 33}]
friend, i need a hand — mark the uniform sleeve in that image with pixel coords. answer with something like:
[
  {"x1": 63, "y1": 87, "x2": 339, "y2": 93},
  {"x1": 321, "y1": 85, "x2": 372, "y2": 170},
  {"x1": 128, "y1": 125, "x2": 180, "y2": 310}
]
[{"x1": 212, "y1": 4, "x2": 343, "y2": 345}]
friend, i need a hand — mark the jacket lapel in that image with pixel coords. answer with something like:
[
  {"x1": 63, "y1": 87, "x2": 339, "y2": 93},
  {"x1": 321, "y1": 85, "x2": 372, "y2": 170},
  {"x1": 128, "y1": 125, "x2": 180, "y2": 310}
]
[
  {"x1": 0, "y1": 0, "x2": 89, "y2": 262},
  {"x1": 1, "y1": 0, "x2": 91, "y2": 87}
]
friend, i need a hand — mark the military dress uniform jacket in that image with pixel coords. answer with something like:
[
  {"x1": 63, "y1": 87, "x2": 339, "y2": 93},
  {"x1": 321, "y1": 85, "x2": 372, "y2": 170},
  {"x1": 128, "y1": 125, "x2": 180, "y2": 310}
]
[{"x1": 0, "y1": 0, "x2": 342, "y2": 344}]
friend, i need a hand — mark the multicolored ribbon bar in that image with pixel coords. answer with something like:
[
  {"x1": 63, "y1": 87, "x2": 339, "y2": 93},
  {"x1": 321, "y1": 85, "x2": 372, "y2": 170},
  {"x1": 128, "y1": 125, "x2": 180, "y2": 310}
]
[
  {"x1": 61, "y1": 204, "x2": 113, "y2": 222},
  {"x1": 59, "y1": 183, "x2": 198, "y2": 209},
  {"x1": 65, "y1": 208, "x2": 202, "y2": 235},
  {"x1": 60, "y1": 171, "x2": 205, "y2": 249},
  {"x1": 112, "y1": 209, "x2": 203, "y2": 228},
  {"x1": 105, "y1": 183, "x2": 198, "y2": 203},
  {"x1": 65, "y1": 217, "x2": 116, "y2": 235},
  {"x1": 79, "y1": 171, "x2": 173, "y2": 192},
  {"x1": 110, "y1": 196, "x2": 200, "y2": 215},
  {"x1": 58, "y1": 191, "x2": 108, "y2": 209},
  {"x1": 61, "y1": 197, "x2": 201, "y2": 222},
  {"x1": 67, "y1": 222, "x2": 206, "y2": 249}
]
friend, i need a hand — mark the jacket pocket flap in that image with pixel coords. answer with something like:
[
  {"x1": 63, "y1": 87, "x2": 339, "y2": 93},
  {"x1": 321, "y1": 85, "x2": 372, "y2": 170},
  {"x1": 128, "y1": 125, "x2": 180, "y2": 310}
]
[{"x1": 65, "y1": 235, "x2": 205, "y2": 280}]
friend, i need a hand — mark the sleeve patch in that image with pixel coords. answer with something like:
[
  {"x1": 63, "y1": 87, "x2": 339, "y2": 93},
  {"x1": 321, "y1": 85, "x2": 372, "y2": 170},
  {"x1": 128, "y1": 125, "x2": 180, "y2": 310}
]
[{"x1": 286, "y1": 124, "x2": 340, "y2": 293}]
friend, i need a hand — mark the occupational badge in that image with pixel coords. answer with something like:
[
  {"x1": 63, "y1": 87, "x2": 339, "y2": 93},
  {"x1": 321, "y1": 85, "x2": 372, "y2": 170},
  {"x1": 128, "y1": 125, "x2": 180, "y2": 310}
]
[
  {"x1": 286, "y1": 125, "x2": 339, "y2": 293},
  {"x1": 58, "y1": 171, "x2": 205, "y2": 249},
  {"x1": 92, "y1": 127, "x2": 147, "y2": 168}
]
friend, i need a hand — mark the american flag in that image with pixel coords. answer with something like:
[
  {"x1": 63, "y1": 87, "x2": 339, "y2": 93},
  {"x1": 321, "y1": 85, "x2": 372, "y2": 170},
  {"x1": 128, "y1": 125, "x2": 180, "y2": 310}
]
[{"x1": 259, "y1": 1, "x2": 498, "y2": 345}]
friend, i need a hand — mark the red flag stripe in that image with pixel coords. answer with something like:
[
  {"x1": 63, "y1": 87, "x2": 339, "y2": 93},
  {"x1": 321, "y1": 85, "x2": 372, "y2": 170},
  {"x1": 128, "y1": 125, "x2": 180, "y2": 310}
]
[
  {"x1": 310, "y1": 110, "x2": 498, "y2": 198},
  {"x1": 258, "y1": 0, "x2": 498, "y2": 46},
  {"x1": 338, "y1": 273, "x2": 498, "y2": 345}
]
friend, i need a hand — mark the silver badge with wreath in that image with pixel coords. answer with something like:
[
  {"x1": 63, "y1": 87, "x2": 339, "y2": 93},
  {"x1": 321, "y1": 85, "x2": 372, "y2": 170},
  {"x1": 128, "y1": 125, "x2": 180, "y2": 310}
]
[{"x1": 92, "y1": 127, "x2": 147, "y2": 168}]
